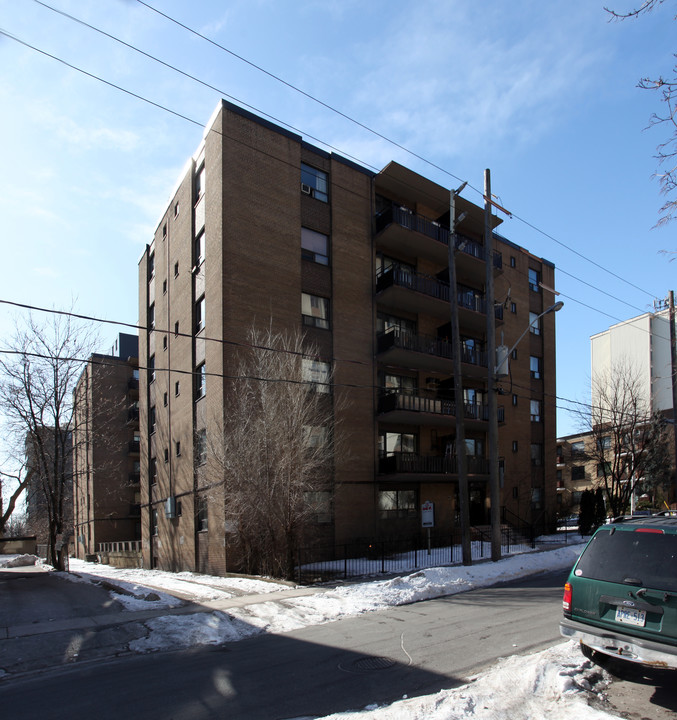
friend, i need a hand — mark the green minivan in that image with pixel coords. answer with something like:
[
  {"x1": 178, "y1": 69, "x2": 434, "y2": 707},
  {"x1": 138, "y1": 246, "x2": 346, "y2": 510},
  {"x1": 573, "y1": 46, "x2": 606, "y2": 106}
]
[{"x1": 560, "y1": 515, "x2": 677, "y2": 668}]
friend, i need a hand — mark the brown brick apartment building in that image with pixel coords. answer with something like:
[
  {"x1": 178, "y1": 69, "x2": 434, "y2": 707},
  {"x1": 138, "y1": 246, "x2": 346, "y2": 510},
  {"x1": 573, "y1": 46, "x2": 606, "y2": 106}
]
[
  {"x1": 72, "y1": 333, "x2": 141, "y2": 559},
  {"x1": 139, "y1": 100, "x2": 558, "y2": 574}
]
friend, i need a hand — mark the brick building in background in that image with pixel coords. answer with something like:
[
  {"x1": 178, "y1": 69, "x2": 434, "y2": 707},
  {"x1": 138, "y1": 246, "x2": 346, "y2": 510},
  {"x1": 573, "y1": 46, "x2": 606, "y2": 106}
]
[
  {"x1": 72, "y1": 333, "x2": 141, "y2": 559},
  {"x1": 139, "y1": 100, "x2": 558, "y2": 574}
]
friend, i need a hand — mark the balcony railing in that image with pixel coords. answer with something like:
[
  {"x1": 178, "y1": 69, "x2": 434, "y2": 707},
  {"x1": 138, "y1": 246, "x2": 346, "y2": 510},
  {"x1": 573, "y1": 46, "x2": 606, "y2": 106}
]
[
  {"x1": 377, "y1": 392, "x2": 502, "y2": 423},
  {"x1": 379, "y1": 452, "x2": 489, "y2": 475},
  {"x1": 376, "y1": 266, "x2": 449, "y2": 302},
  {"x1": 375, "y1": 203, "x2": 502, "y2": 269},
  {"x1": 128, "y1": 440, "x2": 140, "y2": 454},
  {"x1": 376, "y1": 330, "x2": 489, "y2": 370},
  {"x1": 128, "y1": 472, "x2": 140, "y2": 485}
]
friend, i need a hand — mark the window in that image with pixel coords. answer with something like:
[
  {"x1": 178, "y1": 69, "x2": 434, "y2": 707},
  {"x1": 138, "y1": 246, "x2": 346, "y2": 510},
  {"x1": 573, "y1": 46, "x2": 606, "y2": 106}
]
[
  {"x1": 530, "y1": 356, "x2": 542, "y2": 379},
  {"x1": 597, "y1": 462, "x2": 611, "y2": 477},
  {"x1": 528, "y1": 268, "x2": 541, "y2": 292},
  {"x1": 382, "y1": 372, "x2": 416, "y2": 395},
  {"x1": 571, "y1": 441, "x2": 585, "y2": 456},
  {"x1": 162, "y1": 223, "x2": 167, "y2": 240},
  {"x1": 195, "y1": 295, "x2": 205, "y2": 333},
  {"x1": 163, "y1": 335, "x2": 168, "y2": 351},
  {"x1": 512, "y1": 393, "x2": 518, "y2": 406},
  {"x1": 195, "y1": 164, "x2": 205, "y2": 200},
  {"x1": 148, "y1": 252, "x2": 155, "y2": 279},
  {"x1": 174, "y1": 261, "x2": 179, "y2": 278},
  {"x1": 530, "y1": 399, "x2": 541, "y2": 422},
  {"x1": 510, "y1": 302, "x2": 517, "y2": 314},
  {"x1": 376, "y1": 312, "x2": 416, "y2": 337},
  {"x1": 378, "y1": 489, "x2": 416, "y2": 519},
  {"x1": 196, "y1": 428, "x2": 207, "y2": 466},
  {"x1": 510, "y1": 256, "x2": 516, "y2": 268},
  {"x1": 176, "y1": 441, "x2": 181, "y2": 457},
  {"x1": 151, "y1": 508, "x2": 158, "y2": 536},
  {"x1": 149, "y1": 354, "x2": 155, "y2": 383},
  {"x1": 572, "y1": 466, "x2": 586, "y2": 481},
  {"x1": 531, "y1": 487, "x2": 543, "y2": 509},
  {"x1": 150, "y1": 405, "x2": 156, "y2": 434},
  {"x1": 195, "y1": 363, "x2": 206, "y2": 399},
  {"x1": 529, "y1": 311, "x2": 540, "y2": 335},
  {"x1": 512, "y1": 441, "x2": 518, "y2": 452},
  {"x1": 148, "y1": 303, "x2": 155, "y2": 331},
  {"x1": 302, "y1": 293, "x2": 330, "y2": 329},
  {"x1": 597, "y1": 436, "x2": 611, "y2": 451},
  {"x1": 301, "y1": 163, "x2": 328, "y2": 202},
  {"x1": 511, "y1": 348, "x2": 518, "y2": 360},
  {"x1": 530, "y1": 443, "x2": 543, "y2": 466},
  {"x1": 195, "y1": 231, "x2": 205, "y2": 267},
  {"x1": 164, "y1": 447, "x2": 169, "y2": 463},
  {"x1": 301, "y1": 228, "x2": 329, "y2": 265},
  {"x1": 175, "y1": 321, "x2": 179, "y2": 337},
  {"x1": 302, "y1": 358, "x2": 330, "y2": 393},
  {"x1": 304, "y1": 425, "x2": 328, "y2": 448},
  {"x1": 174, "y1": 202, "x2": 179, "y2": 218},
  {"x1": 379, "y1": 431, "x2": 417, "y2": 456},
  {"x1": 465, "y1": 437, "x2": 484, "y2": 457},
  {"x1": 163, "y1": 392, "x2": 168, "y2": 407},
  {"x1": 175, "y1": 381, "x2": 180, "y2": 397},
  {"x1": 150, "y1": 457, "x2": 157, "y2": 484},
  {"x1": 197, "y1": 495, "x2": 208, "y2": 531},
  {"x1": 305, "y1": 491, "x2": 332, "y2": 523}
]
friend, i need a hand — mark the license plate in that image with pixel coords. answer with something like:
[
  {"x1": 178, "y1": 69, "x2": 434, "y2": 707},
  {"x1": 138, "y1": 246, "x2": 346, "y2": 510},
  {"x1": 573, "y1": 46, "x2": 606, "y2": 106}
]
[{"x1": 615, "y1": 607, "x2": 646, "y2": 627}]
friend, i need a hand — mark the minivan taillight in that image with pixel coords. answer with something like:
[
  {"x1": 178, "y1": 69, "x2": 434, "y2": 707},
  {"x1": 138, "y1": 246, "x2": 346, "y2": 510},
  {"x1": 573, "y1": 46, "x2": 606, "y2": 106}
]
[{"x1": 563, "y1": 582, "x2": 572, "y2": 612}]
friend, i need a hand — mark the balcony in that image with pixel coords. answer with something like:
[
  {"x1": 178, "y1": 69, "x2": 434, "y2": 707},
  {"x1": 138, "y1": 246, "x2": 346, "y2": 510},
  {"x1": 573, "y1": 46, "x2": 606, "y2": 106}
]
[
  {"x1": 128, "y1": 440, "x2": 140, "y2": 455},
  {"x1": 377, "y1": 392, "x2": 503, "y2": 427},
  {"x1": 374, "y1": 203, "x2": 502, "y2": 273},
  {"x1": 376, "y1": 330, "x2": 490, "y2": 377},
  {"x1": 128, "y1": 472, "x2": 141, "y2": 485},
  {"x1": 378, "y1": 452, "x2": 489, "y2": 479},
  {"x1": 376, "y1": 266, "x2": 450, "y2": 316},
  {"x1": 126, "y1": 407, "x2": 139, "y2": 426}
]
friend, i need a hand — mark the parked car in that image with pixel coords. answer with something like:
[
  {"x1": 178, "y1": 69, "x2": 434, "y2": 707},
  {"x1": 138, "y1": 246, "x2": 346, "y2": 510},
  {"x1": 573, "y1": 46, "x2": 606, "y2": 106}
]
[{"x1": 560, "y1": 515, "x2": 677, "y2": 668}]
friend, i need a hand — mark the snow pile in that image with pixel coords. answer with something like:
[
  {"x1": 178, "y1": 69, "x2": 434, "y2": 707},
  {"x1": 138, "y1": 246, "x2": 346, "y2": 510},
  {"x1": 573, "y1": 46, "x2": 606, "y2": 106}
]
[
  {"x1": 129, "y1": 544, "x2": 584, "y2": 653},
  {"x1": 311, "y1": 642, "x2": 610, "y2": 719},
  {"x1": 0, "y1": 553, "x2": 40, "y2": 568}
]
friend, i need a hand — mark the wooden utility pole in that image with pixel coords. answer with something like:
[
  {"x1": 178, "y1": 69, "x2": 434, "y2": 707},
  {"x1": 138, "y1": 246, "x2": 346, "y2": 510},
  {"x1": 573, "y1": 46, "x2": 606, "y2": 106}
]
[
  {"x1": 449, "y1": 184, "x2": 472, "y2": 565},
  {"x1": 669, "y1": 290, "x2": 677, "y2": 506},
  {"x1": 485, "y1": 169, "x2": 501, "y2": 561}
]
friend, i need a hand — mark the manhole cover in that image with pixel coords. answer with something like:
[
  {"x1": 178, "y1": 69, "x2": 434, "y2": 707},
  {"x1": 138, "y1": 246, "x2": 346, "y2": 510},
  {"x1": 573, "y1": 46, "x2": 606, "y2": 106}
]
[{"x1": 341, "y1": 656, "x2": 396, "y2": 673}]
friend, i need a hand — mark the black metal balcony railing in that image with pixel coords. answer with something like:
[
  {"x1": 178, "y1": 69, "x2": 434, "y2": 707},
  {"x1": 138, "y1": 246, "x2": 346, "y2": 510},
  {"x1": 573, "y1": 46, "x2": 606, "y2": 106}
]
[
  {"x1": 379, "y1": 452, "x2": 489, "y2": 475},
  {"x1": 128, "y1": 440, "x2": 140, "y2": 454},
  {"x1": 377, "y1": 392, "x2": 503, "y2": 422},
  {"x1": 376, "y1": 266, "x2": 503, "y2": 320},
  {"x1": 127, "y1": 407, "x2": 139, "y2": 423},
  {"x1": 128, "y1": 472, "x2": 141, "y2": 485},
  {"x1": 375, "y1": 203, "x2": 502, "y2": 269},
  {"x1": 376, "y1": 330, "x2": 489, "y2": 369}
]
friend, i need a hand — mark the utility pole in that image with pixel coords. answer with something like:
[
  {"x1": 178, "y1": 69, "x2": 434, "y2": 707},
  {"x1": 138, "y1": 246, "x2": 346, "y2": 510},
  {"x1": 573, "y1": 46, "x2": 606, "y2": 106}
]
[
  {"x1": 485, "y1": 169, "x2": 501, "y2": 562},
  {"x1": 669, "y1": 290, "x2": 677, "y2": 506},
  {"x1": 448, "y1": 183, "x2": 472, "y2": 565}
]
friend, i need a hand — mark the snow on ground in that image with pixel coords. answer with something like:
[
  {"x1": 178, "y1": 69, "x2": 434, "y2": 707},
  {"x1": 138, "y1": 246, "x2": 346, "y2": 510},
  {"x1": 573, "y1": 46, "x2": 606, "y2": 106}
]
[{"x1": 309, "y1": 641, "x2": 612, "y2": 720}]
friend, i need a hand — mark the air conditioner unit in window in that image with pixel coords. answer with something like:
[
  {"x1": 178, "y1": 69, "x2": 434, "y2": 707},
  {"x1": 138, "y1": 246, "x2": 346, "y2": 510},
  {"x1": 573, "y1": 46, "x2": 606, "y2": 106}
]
[{"x1": 301, "y1": 183, "x2": 312, "y2": 195}]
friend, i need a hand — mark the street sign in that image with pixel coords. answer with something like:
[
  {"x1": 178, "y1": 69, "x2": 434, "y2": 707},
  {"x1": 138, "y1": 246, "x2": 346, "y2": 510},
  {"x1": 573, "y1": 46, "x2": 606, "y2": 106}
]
[{"x1": 421, "y1": 500, "x2": 434, "y2": 528}]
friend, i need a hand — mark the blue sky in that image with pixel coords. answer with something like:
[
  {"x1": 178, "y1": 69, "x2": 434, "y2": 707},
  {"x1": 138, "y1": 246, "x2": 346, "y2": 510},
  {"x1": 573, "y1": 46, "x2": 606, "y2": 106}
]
[{"x1": 0, "y1": 0, "x2": 675, "y2": 438}]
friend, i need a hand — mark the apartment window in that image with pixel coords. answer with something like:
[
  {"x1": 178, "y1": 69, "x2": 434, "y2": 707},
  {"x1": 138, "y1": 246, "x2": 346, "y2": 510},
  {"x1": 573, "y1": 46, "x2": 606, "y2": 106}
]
[
  {"x1": 597, "y1": 436, "x2": 611, "y2": 451},
  {"x1": 530, "y1": 399, "x2": 541, "y2": 422},
  {"x1": 302, "y1": 293, "x2": 330, "y2": 329},
  {"x1": 174, "y1": 261, "x2": 179, "y2": 278},
  {"x1": 164, "y1": 447, "x2": 169, "y2": 463},
  {"x1": 379, "y1": 489, "x2": 416, "y2": 519},
  {"x1": 377, "y1": 312, "x2": 416, "y2": 337},
  {"x1": 148, "y1": 303, "x2": 155, "y2": 331},
  {"x1": 150, "y1": 405, "x2": 156, "y2": 434},
  {"x1": 195, "y1": 363, "x2": 206, "y2": 399},
  {"x1": 530, "y1": 356, "x2": 542, "y2": 379},
  {"x1": 301, "y1": 227, "x2": 329, "y2": 265},
  {"x1": 195, "y1": 164, "x2": 205, "y2": 201},
  {"x1": 302, "y1": 358, "x2": 330, "y2": 393},
  {"x1": 531, "y1": 487, "x2": 543, "y2": 510},
  {"x1": 150, "y1": 457, "x2": 157, "y2": 484},
  {"x1": 304, "y1": 425, "x2": 329, "y2": 448},
  {"x1": 163, "y1": 392, "x2": 168, "y2": 407},
  {"x1": 465, "y1": 437, "x2": 484, "y2": 457},
  {"x1": 511, "y1": 348, "x2": 518, "y2": 360},
  {"x1": 379, "y1": 431, "x2": 417, "y2": 456},
  {"x1": 148, "y1": 252, "x2": 155, "y2": 280},
  {"x1": 162, "y1": 223, "x2": 167, "y2": 240},
  {"x1": 176, "y1": 441, "x2": 181, "y2": 457},
  {"x1": 197, "y1": 495, "x2": 208, "y2": 531},
  {"x1": 175, "y1": 380, "x2": 180, "y2": 397},
  {"x1": 572, "y1": 465, "x2": 586, "y2": 481},
  {"x1": 195, "y1": 295, "x2": 205, "y2": 333},
  {"x1": 163, "y1": 335, "x2": 167, "y2": 351},
  {"x1": 571, "y1": 441, "x2": 585, "y2": 456},
  {"x1": 510, "y1": 256, "x2": 516, "y2": 268},
  {"x1": 512, "y1": 394, "x2": 518, "y2": 406},
  {"x1": 530, "y1": 443, "x2": 543, "y2": 466},
  {"x1": 529, "y1": 311, "x2": 540, "y2": 335},
  {"x1": 196, "y1": 428, "x2": 207, "y2": 466},
  {"x1": 528, "y1": 268, "x2": 541, "y2": 292},
  {"x1": 301, "y1": 163, "x2": 328, "y2": 202},
  {"x1": 305, "y1": 490, "x2": 332, "y2": 523},
  {"x1": 510, "y1": 302, "x2": 517, "y2": 314},
  {"x1": 597, "y1": 462, "x2": 611, "y2": 478},
  {"x1": 512, "y1": 440, "x2": 518, "y2": 453},
  {"x1": 174, "y1": 321, "x2": 179, "y2": 337},
  {"x1": 151, "y1": 508, "x2": 158, "y2": 536},
  {"x1": 149, "y1": 354, "x2": 155, "y2": 383},
  {"x1": 195, "y1": 231, "x2": 205, "y2": 267},
  {"x1": 382, "y1": 372, "x2": 416, "y2": 395},
  {"x1": 174, "y1": 202, "x2": 179, "y2": 218}
]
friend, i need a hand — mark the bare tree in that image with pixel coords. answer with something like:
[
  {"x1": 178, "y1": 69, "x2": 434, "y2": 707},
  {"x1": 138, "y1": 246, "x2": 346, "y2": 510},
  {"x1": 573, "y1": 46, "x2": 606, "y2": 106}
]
[
  {"x1": 0, "y1": 311, "x2": 96, "y2": 567},
  {"x1": 204, "y1": 326, "x2": 342, "y2": 579},
  {"x1": 0, "y1": 465, "x2": 29, "y2": 535},
  {"x1": 577, "y1": 361, "x2": 672, "y2": 516},
  {"x1": 606, "y1": 1, "x2": 677, "y2": 225}
]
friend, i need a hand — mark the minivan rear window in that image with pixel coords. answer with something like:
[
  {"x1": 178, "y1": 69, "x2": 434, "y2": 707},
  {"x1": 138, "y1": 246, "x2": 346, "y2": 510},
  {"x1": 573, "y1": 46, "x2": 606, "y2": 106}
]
[{"x1": 575, "y1": 528, "x2": 677, "y2": 592}]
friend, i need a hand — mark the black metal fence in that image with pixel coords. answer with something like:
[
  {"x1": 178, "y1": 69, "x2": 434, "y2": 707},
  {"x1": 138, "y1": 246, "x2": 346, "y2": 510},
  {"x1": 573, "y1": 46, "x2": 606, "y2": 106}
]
[{"x1": 295, "y1": 527, "x2": 536, "y2": 584}]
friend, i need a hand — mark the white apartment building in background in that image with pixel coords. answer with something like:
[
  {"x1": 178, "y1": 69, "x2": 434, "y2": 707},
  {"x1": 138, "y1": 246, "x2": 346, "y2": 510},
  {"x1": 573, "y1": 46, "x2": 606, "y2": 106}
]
[{"x1": 590, "y1": 308, "x2": 674, "y2": 416}]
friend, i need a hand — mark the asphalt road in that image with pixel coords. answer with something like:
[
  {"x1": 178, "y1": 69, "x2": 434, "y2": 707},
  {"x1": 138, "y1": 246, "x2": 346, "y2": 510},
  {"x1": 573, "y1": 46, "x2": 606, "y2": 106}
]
[{"x1": 1, "y1": 569, "x2": 571, "y2": 720}]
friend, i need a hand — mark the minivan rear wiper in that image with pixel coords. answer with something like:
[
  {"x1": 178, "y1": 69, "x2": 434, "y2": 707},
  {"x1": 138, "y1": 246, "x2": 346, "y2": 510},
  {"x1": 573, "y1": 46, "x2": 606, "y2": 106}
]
[{"x1": 623, "y1": 577, "x2": 642, "y2": 585}]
